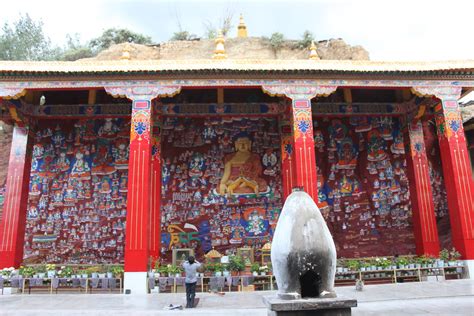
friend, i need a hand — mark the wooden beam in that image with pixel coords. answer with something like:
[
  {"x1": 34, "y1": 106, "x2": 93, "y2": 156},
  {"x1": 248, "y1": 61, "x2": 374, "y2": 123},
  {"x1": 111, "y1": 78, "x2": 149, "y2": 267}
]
[
  {"x1": 88, "y1": 89, "x2": 97, "y2": 105},
  {"x1": 342, "y1": 88, "x2": 352, "y2": 103},
  {"x1": 217, "y1": 88, "x2": 224, "y2": 104}
]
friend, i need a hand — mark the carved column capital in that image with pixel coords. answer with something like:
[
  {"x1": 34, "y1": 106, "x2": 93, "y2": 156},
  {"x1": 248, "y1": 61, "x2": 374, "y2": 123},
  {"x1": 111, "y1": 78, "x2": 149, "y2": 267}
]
[
  {"x1": 262, "y1": 84, "x2": 337, "y2": 100},
  {"x1": 411, "y1": 86, "x2": 462, "y2": 101},
  {"x1": 0, "y1": 86, "x2": 26, "y2": 99},
  {"x1": 105, "y1": 85, "x2": 181, "y2": 101}
]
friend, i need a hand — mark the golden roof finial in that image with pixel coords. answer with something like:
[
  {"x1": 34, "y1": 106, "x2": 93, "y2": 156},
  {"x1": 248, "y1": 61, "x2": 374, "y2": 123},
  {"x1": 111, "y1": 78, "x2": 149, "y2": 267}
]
[
  {"x1": 120, "y1": 43, "x2": 131, "y2": 60},
  {"x1": 309, "y1": 41, "x2": 320, "y2": 60},
  {"x1": 212, "y1": 30, "x2": 227, "y2": 59},
  {"x1": 237, "y1": 14, "x2": 248, "y2": 38}
]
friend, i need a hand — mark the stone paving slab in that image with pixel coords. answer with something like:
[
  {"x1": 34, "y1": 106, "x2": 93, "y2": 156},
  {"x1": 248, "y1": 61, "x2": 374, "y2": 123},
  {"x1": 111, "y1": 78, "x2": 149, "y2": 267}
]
[{"x1": 0, "y1": 280, "x2": 472, "y2": 315}]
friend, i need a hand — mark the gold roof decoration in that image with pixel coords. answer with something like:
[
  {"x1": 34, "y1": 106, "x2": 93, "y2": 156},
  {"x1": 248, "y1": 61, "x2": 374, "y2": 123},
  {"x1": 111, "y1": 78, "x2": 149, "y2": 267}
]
[
  {"x1": 205, "y1": 248, "x2": 223, "y2": 258},
  {"x1": 309, "y1": 41, "x2": 320, "y2": 60},
  {"x1": 262, "y1": 242, "x2": 272, "y2": 251},
  {"x1": 120, "y1": 43, "x2": 132, "y2": 60},
  {"x1": 212, "y1": 30, "x2": 227, "y2": 60},
  {"x1": 237, "y1": 14, "x2": 248, "y2": 38}
]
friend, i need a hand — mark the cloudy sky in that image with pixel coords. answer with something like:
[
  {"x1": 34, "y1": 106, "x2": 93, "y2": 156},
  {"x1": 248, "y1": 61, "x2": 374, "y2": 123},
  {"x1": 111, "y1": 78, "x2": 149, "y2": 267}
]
[{"x1": 1, "y1": 0, "x2": 473, "y2": 61}]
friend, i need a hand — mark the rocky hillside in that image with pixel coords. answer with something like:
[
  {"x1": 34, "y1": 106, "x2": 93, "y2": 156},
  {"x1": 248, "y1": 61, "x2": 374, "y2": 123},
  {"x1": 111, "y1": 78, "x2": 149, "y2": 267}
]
[{"x1": 84, "y1": 37, "x2": 369, "y2": 61}]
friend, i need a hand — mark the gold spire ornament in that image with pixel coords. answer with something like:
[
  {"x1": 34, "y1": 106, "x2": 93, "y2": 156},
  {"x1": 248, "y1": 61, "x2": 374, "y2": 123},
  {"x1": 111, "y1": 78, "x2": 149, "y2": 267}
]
[
  {"x1": 120, "y1": 43, "x2": 132, "y2": 60},
  {"x1": 237, "y1": 14, "x2": 248, "y2": 38},
  {"x1": 212, "y1": 30, "x2": 227, "y2": 59},
  {"x1": 309, "y1": 41, "x2": 320, "y2": 60}
]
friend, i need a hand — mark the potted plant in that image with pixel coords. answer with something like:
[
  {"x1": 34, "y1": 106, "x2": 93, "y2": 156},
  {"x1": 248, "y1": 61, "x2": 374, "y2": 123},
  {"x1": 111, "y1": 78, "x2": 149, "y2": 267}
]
[
  {"x1": 46, "y1": 264, "x2": 56, "y2": 278},
  {"x1": 346, "y1": 259, "x2": 360, "y2": 272},
  {"x1": 259, "y1": 265, "x2": 269, "y2": 276},
  {"x1": 157, "y1": 265, "x2": 169, "y2": 277},
  {"x1": 222, "y1": 263, "x2": 230, "y2": 277},
  {"x1": 439, "y1": 248, "x2": 449, "y2": 267},
  {"x1": 396, "y1": 257, "x2": 409, "y2": 269},
  {"x1": 168, "y1": 265, "x2": 182, "y2": 277},
  {"x1": 110, "y1": 266, "x2": 124, "y2": 278},
  {"x1": 0, "y1": 267, "x2": 15, "y2": 279},
  {"x1": 449, "y1": 248, "x2": 461, "y2": 266},
  {"x1": 19, "y1": 266, "x2": 35, "y2": 278},
  {"x1": 250, "y1": 263, "x2": 260, "y2": 276},
  {"x1": 228, "y1": 255, "x2": 245, "y2": 276},
  {"x1": 58, "y1": 266, "x2": 74, "y2": 278},
  {"x1": 214, "y1": 263, "x2": 224, "y2": 276}
]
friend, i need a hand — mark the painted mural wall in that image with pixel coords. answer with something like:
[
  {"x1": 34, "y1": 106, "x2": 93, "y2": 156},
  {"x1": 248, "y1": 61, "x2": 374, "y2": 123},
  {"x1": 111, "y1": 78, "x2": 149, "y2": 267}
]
[
  {"x1": 314, "y1": 116, "x2": 416, "y2": 258},
  {"x1": 160, "y1": 116, "x2": 282, "y2": 261},
  {"x1": 23, "y1": 119, "x2": 130, "y2": 264},
  {"x1": 0, "y1": 123, "x2": 13, "y2": 220}
]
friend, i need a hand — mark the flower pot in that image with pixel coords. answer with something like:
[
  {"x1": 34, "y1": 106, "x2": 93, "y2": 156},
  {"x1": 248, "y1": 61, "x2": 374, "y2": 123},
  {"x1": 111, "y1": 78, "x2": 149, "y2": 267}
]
[
  {"x1": 215, "y1": 272, "x2": 222, "y2": 277},
  {"x1": 223, "y1": 271, "x2": 230, "y2": 277},
  {"x1": 47, "y1": 271, "x2": 56, "y2": 278},
  {"x1": 91, "y1": 273, "x2": 99, "y2": 278},
  {"x1": 175, "y1": 273, "x2": 181, "y2": 278},
  {"x1": 260, "y1": 272, "x2": 266, "y2": 276},
  {"x1": 81, "y1": 274, "x2": 88, "y2": 278},
  {"x1": 98, "y1": 273, "x2": 106, "y2": 278},
  {"x1": 107, "y1": 272, "x2": 113, "y2": 278},
  {"x1": 154, "y1": 273, "x2": 161, "y2": 278},
  {"x1": 336, "y1": 267, "x2": 343, "y2": 273},
  {"x1": 38, "y1": 273, "x2": 46, "y2": 278},
  {"x1": 252, "y1": 271, "x2": 259, "y2": 276},
  {"x1": 448, "y1": 261, "x2": 456, "y2": 267}
]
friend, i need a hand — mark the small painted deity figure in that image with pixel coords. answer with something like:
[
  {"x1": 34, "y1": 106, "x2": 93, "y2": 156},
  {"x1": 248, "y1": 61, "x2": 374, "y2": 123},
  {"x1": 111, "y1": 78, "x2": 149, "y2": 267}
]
[
  {"x1": 52, "y1": 190, "x2": 63, "y2": 206},
  {"x1": 336, "y1": 137, "x2": 358, "y2": 170},
  {"x1": 54, "y1": 151, "x2": 71, "y2": 172},
  {"x1": 188, "y1": 153, "x2": 206, "y2": 178},
  {"x1": 367, "y1": 130, "x2": 387, "y2": 162},
  {"x1": 98, "y1": 118, "x2": 119, "y2": 138},
  {"x1": 100, "y1": 176, "x2": 112, "y2": 194},
  {"x1": 27, "y1": 205, "x2": 39, "y2": 219},
  {"x1": 51, "y1": 125, "x2": 65, "y2": 148},
  {"x1": 390, "y1": 133, "x2": 405, "y2": 155},
  {"x1": 63, "y1": 186, "x2": 77, "y2": 204},
  {"x1": 339, "y1": 175, "x2": 353, "y2": 196},
  {"x1": 31, "y1": 144, "x2": 45, "y2": 173},
  {"x1": 329, "y1": 119, "x2": 348, "y2": 142},
  {"x1": 246, "y1": 210, "x2": 266, "y2": 236},
  {"x1": 313, "y1": 129, "x2": 325, "y2": 152},
  {"x1": 113, "y1": 142, "x2": 129, "y2": 169},
  {"x1": 262, "y1": 149, "x2": 278, "y2": 176},
  {"x1": 74, "y1": 121, "x2": 86, "y2": 146},
  {"x1": 119, "y1": 174, "x2": 128, "y2": 193},
  {"x1": 70, "y1": 149, "x2": 91, "y2": 180},
  {"x1": 29, "y1": 176, "x2": 42, "y2": 197}
]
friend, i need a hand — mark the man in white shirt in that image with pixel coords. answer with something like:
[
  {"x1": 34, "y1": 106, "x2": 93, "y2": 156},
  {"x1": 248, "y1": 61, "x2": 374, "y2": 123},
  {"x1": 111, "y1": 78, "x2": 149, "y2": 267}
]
[{"x1": 181, "y1": 256, "x2": 201, "y2": 308}]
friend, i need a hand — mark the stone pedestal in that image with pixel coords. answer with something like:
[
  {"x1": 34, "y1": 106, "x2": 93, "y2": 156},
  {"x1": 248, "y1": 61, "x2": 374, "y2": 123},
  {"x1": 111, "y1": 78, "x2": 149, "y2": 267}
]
[{"x1": 263, "y1": 295, "x2": 357, "y2": 316}]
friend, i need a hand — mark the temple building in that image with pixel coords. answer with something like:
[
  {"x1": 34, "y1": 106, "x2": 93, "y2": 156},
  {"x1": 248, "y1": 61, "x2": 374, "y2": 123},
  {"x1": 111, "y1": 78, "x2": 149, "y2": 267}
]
[{"x1": 0, "y1": 31, "x2": 473, "y2": 294}]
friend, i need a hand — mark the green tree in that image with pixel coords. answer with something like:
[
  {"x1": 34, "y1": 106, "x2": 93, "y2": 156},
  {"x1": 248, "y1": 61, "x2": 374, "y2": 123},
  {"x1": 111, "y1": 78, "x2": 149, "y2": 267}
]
[
  {"x1": 297, "y1": 30, "x2": 315, "y2": 49},
  {"x1": 170, "y1": 31, "x2": 197, "y2": 41},
  {"x1": 60, "y1": 34, "x2": 94, "y2": 61},
  {"x1": 89, "y1": 28, "x2": 152, "y2": 52},
  {"x1": 0, "y1": 14, "x2": 60, "y2": 61}
]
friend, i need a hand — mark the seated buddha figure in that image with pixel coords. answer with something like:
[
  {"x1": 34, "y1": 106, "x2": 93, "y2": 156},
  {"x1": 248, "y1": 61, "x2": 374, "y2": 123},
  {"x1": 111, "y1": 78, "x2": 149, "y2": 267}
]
[{"x1": 219, "y1": 134, "x2": 268, "y2": 196}]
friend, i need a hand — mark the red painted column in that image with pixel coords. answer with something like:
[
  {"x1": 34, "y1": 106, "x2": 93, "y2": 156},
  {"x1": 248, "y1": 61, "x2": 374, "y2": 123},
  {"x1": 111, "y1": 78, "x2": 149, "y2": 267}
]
[
  {"x1": 434, "y1": 99, "x2": 474, "y2": 259},
  {"x1": 149, "y1": 114, "x2": 161, "y2": 260},
  {"x1": 290, "y1": 99, "x2": 318, "y2": 201},
  {"x1": 0, "y1": 126, "x2": 32, "y2": 268},
  {"x1": 124, "y1": 100, "x2": 153, "y2": 272},
  {"x1": 280, "y1": 116, "x2": 296, "y2": 200},
  {"x1": 405, "y1": 120, "x2": 440, "y2": 256}
]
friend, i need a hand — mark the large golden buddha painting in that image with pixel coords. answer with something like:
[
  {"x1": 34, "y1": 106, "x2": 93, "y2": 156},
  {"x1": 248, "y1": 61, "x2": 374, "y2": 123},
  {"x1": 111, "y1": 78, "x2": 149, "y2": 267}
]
[{"x1": 160, "y1": 117, "x2": 282, "y2": 261}]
